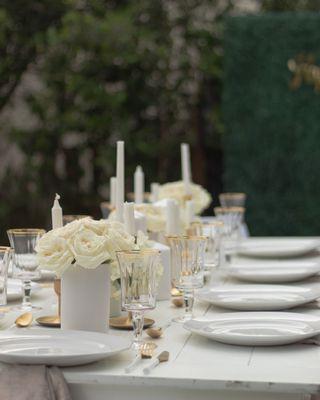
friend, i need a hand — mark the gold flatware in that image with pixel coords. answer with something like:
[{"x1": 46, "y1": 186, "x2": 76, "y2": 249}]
[
  {"x1": 36, "y1": 315, "x2": 60, "y2": 328},
  {"x1": 110, "y1": 312, "x2": 154, "y2": 330},
  {"x1": 171, "y1": 288, "x2": 182, "y2": 297},
  {"x1": 172, "y1": 297, "x2": 184, "y2": 307},
  {"x1": 143, "y1": 351, "x2": 169, "y2": 375},
  {"x1": 145, "y1": 322, "x2": 171, "y2": 339},
  {"x1": 15, "y1": 312, "x2": 33, "y2": 327},
  {"x1": 146, "y1": 327, "x2": 163, "y2": 339},
  {"x1": 125, "y1": 342, "x2": 157, "y2": 373}
]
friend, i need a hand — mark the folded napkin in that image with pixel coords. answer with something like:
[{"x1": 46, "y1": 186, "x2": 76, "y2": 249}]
[{"x1": 0, "y1": 365, "x2": 72, "y2": 400}]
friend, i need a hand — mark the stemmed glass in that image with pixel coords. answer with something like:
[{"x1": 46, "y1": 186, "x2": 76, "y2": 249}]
[
  {"x1": 219, "y1": 192, "x2": 246, "y2": 208},
  {"x1": 214, "y1": 207, "x2": 245, "y2": 246},
  {"x1": 189, "y1": 221, "x2": 224, "y2": 269},
  {"x1": 116, "y1": 249, "x2": 160, "y2": 350},
  {"x1": 168, "y1": 236, "x2": 207, "y2": 323},
  {"x1": 0, "y1": 247, "x2": 11, "y2": 306},
  {"x1": 7, "y1": 229, "x2": 45, "y2": 311}
]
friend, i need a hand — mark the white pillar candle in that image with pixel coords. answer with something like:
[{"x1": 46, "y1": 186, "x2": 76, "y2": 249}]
[
  {"x1": 185, "y1": 200, "x2": 194, "y2": 228},
  {"x1": 115, "y1": 141, "x2": 125, "y2": 222},
  {"x1": 123, "y1": 202, "x2": 136, "y2": 236},
  {"x1": 51, "y1": 193, "x2": 63, "y2": 230},
  {"x1": 110, "y1": 177, "x2": 117, "y2": 208},
  {"x1": 166, "y1": 199, "x2": 180, "y2": 236},
  {"x1": 181, "y1": 143, "x2": 192, "y2": 196},
  {"x1": 150, "y1": 182, "x2": 159, "y2": 202},
  {"x1": 134, "y1": 166, "x2": 144, "y2": 204}
]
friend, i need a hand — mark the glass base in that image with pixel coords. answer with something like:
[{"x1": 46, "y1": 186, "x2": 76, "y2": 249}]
[
  {"x1": 131, "y1": 339, "x2": 145, "y2": 352},
  {"x1": 13, "y1": 304, "x2": 42, "y2": 312}
]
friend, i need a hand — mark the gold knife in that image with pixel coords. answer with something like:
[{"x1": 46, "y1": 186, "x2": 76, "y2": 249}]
[{"x1": 143, "y1": 351, "x2": 169, "y2": 375}]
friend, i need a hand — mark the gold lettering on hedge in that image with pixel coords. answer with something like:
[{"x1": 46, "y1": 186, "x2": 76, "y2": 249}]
[{"x1": 288, "y1": 54, "x2": 320, "y2": 92}]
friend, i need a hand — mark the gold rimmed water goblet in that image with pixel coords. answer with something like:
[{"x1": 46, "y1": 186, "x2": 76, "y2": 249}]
[
  {"x1": 219, "y1": 192, "x2": 246, "y2": 208},
  {"x1": 168, "y1": 235, "x2": 207, "y2": 323},
  {"x1": 7, "y1": 228, "x2": 45, "y2": 311},
  {"x1": 189, "y1": 221, "x2": 224, "y2": 269},
  {"x1": 116, "y1": 249, "x2": 160, "y2": 351},
  {"x1": 214, "y1": 207, "x2": 245, "y2": 245},
  {"x1": 0, "y1": 246, "x2": 11, "y2": 306}
]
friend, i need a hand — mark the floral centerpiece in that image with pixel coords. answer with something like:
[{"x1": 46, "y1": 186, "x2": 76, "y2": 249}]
[
  {"x1": 36, "y1": 217, "x2": 148, "y2": 278},
  {"x1": 158, "y1": 180, "x2": 212, "y2": 214},
  {"x1": 35, "y1": 218, "x2": 154, "y2": 332}
]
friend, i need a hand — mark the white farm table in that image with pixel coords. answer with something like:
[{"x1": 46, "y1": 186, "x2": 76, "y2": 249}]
[{"x1": 1, "y1": 237, "x2": 320, "y2": 400}]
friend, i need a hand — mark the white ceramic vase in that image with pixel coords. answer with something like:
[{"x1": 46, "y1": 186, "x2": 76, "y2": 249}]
[{"x1": 61, "y1": 263, "x2": 110, "y2": 333}]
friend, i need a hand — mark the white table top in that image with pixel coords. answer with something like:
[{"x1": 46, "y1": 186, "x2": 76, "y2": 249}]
[{"x1": 1, "y1": 237, "x2": 320, "y2": 400}]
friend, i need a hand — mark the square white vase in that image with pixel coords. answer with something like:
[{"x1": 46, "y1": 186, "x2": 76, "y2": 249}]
[{"x1": 61, "y1": 263, "x2": 110, "y2": 333}]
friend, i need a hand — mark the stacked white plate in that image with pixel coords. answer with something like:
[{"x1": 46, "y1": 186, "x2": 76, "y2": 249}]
[
  {"x1": 236, "y1": 238, "x2": 320, "y2": 259},
  {"x1": 0, "y1": 329, "x2": 130, "y2": 366},
  {"x1": 184, "y1": 312, "x2": 320, "y2": 346},
  {"x1": 188, "y1": 238, "x2": 320, "y2": 346},
  {"x1": 196, "y1": 284, "x2": 320, "y2": 311},
  {"x1": 227, "y1": 260, "x2": 320, "y2": 283}
]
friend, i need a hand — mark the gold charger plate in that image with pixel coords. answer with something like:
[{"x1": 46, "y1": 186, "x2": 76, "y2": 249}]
[
  {"x1": 36, "y1": 315, "x2": 61, "y2": 328},
  {"x1": 109, "y1": 316, "x2": 155, "y2": 330}
]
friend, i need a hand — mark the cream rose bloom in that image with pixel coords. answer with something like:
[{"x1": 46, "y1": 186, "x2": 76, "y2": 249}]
[
  {"x1": 158, "y1": 180, "x2": 212, "y2": 214},
  {"x1": 36, "y1": 218, "x2": 154, "y2": 279},
  {"x1": 134, "y1": 204, "x2": 166, "y2": 233},
  {"x1": 35, "y1": 230, "x2": 74, "y2": 276},
  {"x1": 68, "y1": 227, "x2": 111, "y2": 269}
]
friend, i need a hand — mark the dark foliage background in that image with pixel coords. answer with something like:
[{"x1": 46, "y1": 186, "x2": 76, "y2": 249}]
[
  {"x1": 223, "y1": 13, "x2": 320, "y2": 235},
  {"x1": 1, "y1": 0, "x2": 320, "y2": 241}
]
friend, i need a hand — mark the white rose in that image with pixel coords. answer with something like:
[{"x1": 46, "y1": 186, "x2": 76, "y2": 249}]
[
  {"x1": 68, "y1": 227, "x2": 111, "y2": 269},
  {"x1": 134, "y1": 204, "x2": 166, "y2": 233},
  {"x1": 58, "y1": 219, "x2": 84, "y2": 239},
  {"x1": 158, "y1": 180, "x2": 212, "y2": 214},
  {"x1": 81, "y1": 218, "x2": 109, "y2": 236},
  {"x1": 36, "y1": 231, "x2": 74, "y2": 276}
]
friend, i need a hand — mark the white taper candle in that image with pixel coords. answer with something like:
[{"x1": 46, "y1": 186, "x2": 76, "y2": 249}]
[
  {"x1": 115, "y1": 141, "x2": 124, "y2": 222},
  {"x1": 150, "y1": 182, "x2": 159, "y2": 202},
  {"x1": 185, "y1": 200, "x2": 194, "y2": 228},
  {"x1": 110, "y1": 177, "x2": 117, "y2": 208},
  {"x1": 166, "y1": 199, "x2": 180, "y2": 236},
  {"x1": 123, "y1": 202, "x2": 136, "y2": 236},
  {"x1": 51, "y1": 193, "x2": 63, "y2": 229},
  {"x1": 181, "y1": 143, "x2": 192, "y2": 196},
  {"x1": 134, "y1": 166, "x2": 144, "y2": 204}
]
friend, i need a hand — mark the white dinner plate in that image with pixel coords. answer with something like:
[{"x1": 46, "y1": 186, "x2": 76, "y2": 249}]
[
  {"x1": 0, "y1": 329, "x2": 131, "y2": 366},
  {"x1": 184, "y1": 312, "x2": 320, "y2": 346},
  {"x1": 237, "y1": 238, "x2": 320, "y2": 258},
  {"x1": 7, "y1": 279, "x2": 41, "y2": 302},
  {"x1": 196, "y1": 284, "x2": 320, "y2": 310},
  {"x1": 227, "y1": 260, "x2": 320, "y2": 283}
]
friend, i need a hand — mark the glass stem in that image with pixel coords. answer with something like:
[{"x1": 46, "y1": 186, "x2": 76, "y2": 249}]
[
  {"x1": 131, "y1": 311, "x2": 144, "y2": 348},
  {"x1": 183, "y1": 289, "x2": 194, "y2": 320},
  {"x1": 22, "y1": 279, "x2": 32, "y2": 310}
]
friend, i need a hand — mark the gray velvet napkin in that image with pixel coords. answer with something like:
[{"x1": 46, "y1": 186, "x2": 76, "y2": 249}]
[{"x1": 0, "y1": 365, "x2": 72, "y2": 400}]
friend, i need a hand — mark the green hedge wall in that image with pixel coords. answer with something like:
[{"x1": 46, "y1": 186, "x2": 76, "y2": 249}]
[{"x1": 223, "y1": 13, "x2": 320, "y2": 236}]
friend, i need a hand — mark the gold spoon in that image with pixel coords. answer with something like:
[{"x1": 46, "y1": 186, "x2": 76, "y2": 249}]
[
  {"x1": 15, "y1": 312, "x2": 33, "y2": 327},
  {"x1": 172, "y1": 297, "x2": 184, "y2": 308},
  {"x1": 145, "y1": 322, "x2": 171, "y2": 339}
]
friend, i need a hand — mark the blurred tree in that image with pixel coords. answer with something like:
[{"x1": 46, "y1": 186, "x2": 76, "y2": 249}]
[
  {"x1": 0, "y1": 0, "x2": 67, "y2": 109},
  {"x1": 261, "y1": 0, "x2": 320, "y2": 11},
  {"x1": 2, "y1": 0, "x2": 231, "y2": 231}
]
